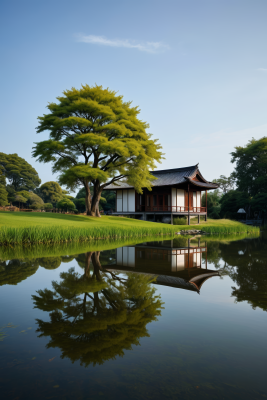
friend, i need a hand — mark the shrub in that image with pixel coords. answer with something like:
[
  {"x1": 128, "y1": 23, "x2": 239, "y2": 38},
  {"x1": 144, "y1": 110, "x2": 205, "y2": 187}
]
[{"x1": 173, "y1": 217, "x2": 187, "y2": 225}]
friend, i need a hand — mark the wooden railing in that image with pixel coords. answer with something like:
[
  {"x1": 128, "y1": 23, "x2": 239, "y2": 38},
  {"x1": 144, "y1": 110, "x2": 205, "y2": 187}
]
[{"x1": 135, "y1": 205, "x2": 206, "y2": 213}]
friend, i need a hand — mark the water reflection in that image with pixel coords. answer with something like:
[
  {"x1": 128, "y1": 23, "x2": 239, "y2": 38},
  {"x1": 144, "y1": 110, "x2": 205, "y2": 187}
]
[
  {"x1": 109, "y1": 239, "x2": 220, "y2": 293},
  {"x1": 209, "y1": 235, "x2": 267, "y2": 312},
  {"x1": 32, "y1": 251, "x2": 163, "y2": 367}
]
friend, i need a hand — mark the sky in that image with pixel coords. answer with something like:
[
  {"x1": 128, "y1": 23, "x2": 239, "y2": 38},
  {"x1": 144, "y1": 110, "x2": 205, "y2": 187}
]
[{"x1": 1, "y1": 0, "x2": 267, "y2": 193}]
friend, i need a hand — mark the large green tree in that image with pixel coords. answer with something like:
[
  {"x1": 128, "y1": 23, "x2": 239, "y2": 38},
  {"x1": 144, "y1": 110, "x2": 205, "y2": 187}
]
[
  {"x1": 231, "y1": 137, "x2": 267, "y2": 196},
  {"x1": 38, "y1": 181, "x2": 63, "y2": 205},
  {"x1": 0, "y1": 170, "x2": 8, "y2": 207},
  {"x1": 17, "y1": 190, "x2": 44, "y2": 210},
  {"x1": 212, "y1": 175, "x2": 235, "y2": 193},
  {"x1": 33, "y1": 85, "x2": 163, "y2": 217},
  {"x1": 0, "y1": 153, "x2": 41, "y2": 191}
]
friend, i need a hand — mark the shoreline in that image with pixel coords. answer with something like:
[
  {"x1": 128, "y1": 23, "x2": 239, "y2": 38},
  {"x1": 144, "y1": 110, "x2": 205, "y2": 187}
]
[{"x1": 0, "y1": 212, "x2": 260, "y2": 246}]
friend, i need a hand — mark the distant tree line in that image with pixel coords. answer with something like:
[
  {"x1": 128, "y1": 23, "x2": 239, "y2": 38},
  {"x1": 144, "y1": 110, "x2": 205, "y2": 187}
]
[
  {"x1": 0, "y1": 152, "x2": 115, "y2": 213},
  {"x1": 203, "y1": 137, "x2": 267, "y2": 222}
]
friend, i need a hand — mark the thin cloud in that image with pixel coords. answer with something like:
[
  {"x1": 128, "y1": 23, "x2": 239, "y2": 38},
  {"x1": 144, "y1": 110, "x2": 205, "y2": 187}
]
[
  {"x1": 257, "y1": 68, "x2": 267, "y2": 72},
  {"x1": 76, "y1": 34, "x2": 169, "y2": 53}
]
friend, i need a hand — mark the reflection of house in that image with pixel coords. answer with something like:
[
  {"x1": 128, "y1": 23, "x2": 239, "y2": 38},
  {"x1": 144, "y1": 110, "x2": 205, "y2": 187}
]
[
  {"x1": 106, "y1": 242, "x2": 220, "y2": 293},
  {"x1": 105, "y1": 165, "x2": 218, "y2": 224}
]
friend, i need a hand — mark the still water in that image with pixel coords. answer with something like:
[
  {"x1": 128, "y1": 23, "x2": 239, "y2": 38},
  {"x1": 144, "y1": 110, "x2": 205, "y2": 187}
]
[{"x1": 0, "y1": 234, "x2": 267, "y2": 399}]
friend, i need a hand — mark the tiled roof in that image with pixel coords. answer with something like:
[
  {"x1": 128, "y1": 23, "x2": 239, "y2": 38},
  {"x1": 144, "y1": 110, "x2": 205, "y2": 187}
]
[{"x1": 105, "y1": 165, "x2": 218, "y2": 190}]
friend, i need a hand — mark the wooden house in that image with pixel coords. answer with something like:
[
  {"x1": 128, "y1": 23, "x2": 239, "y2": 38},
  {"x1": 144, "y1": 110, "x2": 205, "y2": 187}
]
[{"x1": 105, "y1": 164, "x2": 218, "y2": 224}]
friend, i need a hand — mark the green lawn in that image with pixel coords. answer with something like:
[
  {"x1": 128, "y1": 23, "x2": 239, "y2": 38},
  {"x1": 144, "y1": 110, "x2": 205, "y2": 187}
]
[{"x1": 0, "y1": 211, "x2": 259, "y2": 245}]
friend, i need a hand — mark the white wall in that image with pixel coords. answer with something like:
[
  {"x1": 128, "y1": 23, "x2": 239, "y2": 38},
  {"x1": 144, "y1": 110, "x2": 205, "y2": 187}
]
[
  {"x1": 171, "y1": 188, "x2": 176, "y2": 207},
  {"x1": 123, "y1": 191, "x2": 128, "y2": 211},
  {"x1": 117, "y1": 190, "x2": 122, "y2": 212},
  {"x1": 128, "y1": 189, "x2": 135, "y2": 212},
  {"x1": 177, "y1": 189, "x2": 184, "y2": 207},
  {"x1": 116, "y1": 189, "x2": 135, "y2": 212},
  {"x1": 197, "y1": 191, "x2": 201, "y2": 208},
  {"x1": 193, "y1": 192, "x2": 197, "y2": 207}
]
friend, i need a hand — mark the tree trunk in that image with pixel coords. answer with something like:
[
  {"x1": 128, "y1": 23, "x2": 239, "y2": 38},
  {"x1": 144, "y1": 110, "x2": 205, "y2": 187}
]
[
  {"x1": 84, "y1": 182, "x2": 91, "y2": 215},
  {"x1": 90, "y1": 182, "x2": 102, "y2": 217}
]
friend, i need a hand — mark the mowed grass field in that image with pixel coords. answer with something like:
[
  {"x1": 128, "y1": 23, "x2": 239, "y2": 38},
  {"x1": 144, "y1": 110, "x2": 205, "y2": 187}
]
[{"x1": 0, "y1": 211, "x2": 260, "y2": 245}]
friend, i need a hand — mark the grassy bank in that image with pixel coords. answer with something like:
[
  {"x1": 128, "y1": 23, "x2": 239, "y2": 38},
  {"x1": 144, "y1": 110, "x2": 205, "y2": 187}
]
[
  {"x1": 0, "y1": 212, "x2": 260, "y2": 245},
  {"x1": 0, "y1": 212, "x2": 176, "y2": 245},
  {"x1": 177, "y1": 218, "x2": 260, "y2": 235}
]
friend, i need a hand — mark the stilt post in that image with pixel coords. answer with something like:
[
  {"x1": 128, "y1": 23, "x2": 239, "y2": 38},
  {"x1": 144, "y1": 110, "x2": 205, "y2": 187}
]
[{"x1": 188, "y1": 183, "x2": 190, "y2": 226}]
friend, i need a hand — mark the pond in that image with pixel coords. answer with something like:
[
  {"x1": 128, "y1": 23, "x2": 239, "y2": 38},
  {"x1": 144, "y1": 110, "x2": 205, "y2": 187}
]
[{"x1": 0, "y1": 234, "x2": 267, "y2": 399}]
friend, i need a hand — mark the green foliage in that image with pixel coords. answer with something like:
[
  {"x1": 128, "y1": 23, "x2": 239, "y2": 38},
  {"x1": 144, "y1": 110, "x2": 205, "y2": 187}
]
[
  {"x1": 76, "y1": 186, "x2": 116, "y2": 212},
  {"x1": 0, "y1": 171, "x2": 8, "y2": 206},
  {"x1": 6, "y1": 185, "x2": 16, "y2": 204},
  {"x1": 173, "y1": 216, "x2": 187, "y2": 225},
  {"x1": 33, "y1": 84, "x2": 163, "y2": 216},
  {"x1": 57, "y1": 198, "x2": 76, "y2": 211},
  {"x1": 220, "y1": 190, "x2": 250, "y2": 219},
  {"x1": 202, "y1": 189, "x2": 221, "y2": 218},
  {"x1": 32, "y1": 258, "x2": 163, "y2": 366},
  {"x1": 44, "y1": 203, "x2": 53, "y2": 209},
  {"x1": 231, "y1": 137, "x2": 267, "y2": 196},
  {"x1": 0, "y1": 258, "x2": 39, "y2": 285},
  {"x1": 0, "y1": 152, "x2": 41, "y2": 191},
  {"x1": 216, "y1": 235, "x2": 267, "y2": 312},
  {"x1": 14, "y1": 191, "x2": 44, "y2": 209},
  {"x1": 73, "y1": 197, "x2": 86, "y2": 213},
  {"x1": 39, "y1": 181, "x2": 63, "y2": 204},
  {"x1": 15, "y1": 194, "x2": 28, "y2": 205},
  {"x1": 212, "y1": 175, "x2": 235, "y2": 193}
]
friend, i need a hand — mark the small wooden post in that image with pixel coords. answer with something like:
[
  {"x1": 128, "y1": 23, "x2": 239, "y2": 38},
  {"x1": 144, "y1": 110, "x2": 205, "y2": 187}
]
[
  {"x1": 188, "y1": 183, "x2": 190, "y2": 226},
  {"x1": 198, "y1": 214, "x2": 200, "y2": 224},
  {"x1": 205, "y1": 190, "x2": 207, "y2": 221},
  {"x1": 171, "y1": 214, "x2": 173, "y2": 225}
]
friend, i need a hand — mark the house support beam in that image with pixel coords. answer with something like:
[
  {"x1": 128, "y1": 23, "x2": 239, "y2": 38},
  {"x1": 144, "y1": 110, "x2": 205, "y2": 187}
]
[
  {"x1": 171, "y1": 214, "x2": 173, "y2": 225},
  {"x1": 188, "y1": 183, "x2": 190, "y2": 226}
]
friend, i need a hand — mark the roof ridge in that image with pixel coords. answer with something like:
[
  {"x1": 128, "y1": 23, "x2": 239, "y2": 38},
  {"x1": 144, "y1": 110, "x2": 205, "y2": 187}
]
[{"x1": 151, "y1": 165, "x2": 197, "y2": 174}]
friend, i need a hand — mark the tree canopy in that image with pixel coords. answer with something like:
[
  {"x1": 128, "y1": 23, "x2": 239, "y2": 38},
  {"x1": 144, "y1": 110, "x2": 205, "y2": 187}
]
[
  {"x1": 39, "y1": 181, "x2": 63, "y2": 205},
  {"x1": 212, "y1": 175, "x2": 234, "y2": 193},
  {"x1": 0, "y1": 152, "x2": 41, "y2": 191},
  {"x1": 0, "y1": 171, "x2": 8, "y2": 206},
  {"x1": 57, "y1": 197, "x2": 76, "y2": 212},
  {"x1": 16, "y1": 190, "x2": 44, "y2": 209},
  {"x1": 33, "y1": 85, "x2": 163, "y2": 216},
  {"x1": 231, "y1": 137, "x2": 267, "y2": 196}
]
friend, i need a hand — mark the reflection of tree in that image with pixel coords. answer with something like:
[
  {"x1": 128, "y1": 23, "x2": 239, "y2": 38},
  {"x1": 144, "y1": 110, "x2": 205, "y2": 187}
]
[
  {"x1": 206, "y1": 242, "x2": 222, "y2": 270},
  {"x1": 0, "y1": 259, "x2": 39, "y2": 285},
  {"x1": 0, "y1": 255, "x2": 78, "y2": 285},
  {"x1": 38, "y1": 257, "x2": 62, "y2": 270},
  {"x1": 32, "y1": 251, "x2": 163, "y2": 367},
  {"x1": 213, "y1": 235, "x2": 267, "y2": 312}
]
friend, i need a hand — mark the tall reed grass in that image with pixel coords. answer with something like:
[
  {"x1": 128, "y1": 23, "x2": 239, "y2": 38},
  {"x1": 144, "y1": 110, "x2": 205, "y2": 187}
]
[{"x1": 0, "y1": 224, "x2": 176, "y2": 246}]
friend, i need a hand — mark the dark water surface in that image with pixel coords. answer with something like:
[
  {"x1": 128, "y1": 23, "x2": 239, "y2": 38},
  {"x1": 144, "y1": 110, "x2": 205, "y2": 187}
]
[{"x1": 1, "y1": 235, "x2": 267, "y2": 399}]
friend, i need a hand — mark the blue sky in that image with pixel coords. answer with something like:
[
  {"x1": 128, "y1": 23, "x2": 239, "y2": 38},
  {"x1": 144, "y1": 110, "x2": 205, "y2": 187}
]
[{"x1": 1, "y1": 0, "x2": 267, "y2": 191}]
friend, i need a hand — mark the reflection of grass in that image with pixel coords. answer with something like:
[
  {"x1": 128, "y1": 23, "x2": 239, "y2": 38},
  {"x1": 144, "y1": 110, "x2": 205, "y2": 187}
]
[{"x1": 0, "y1": 236, "x2": 166, "y2": 261}]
